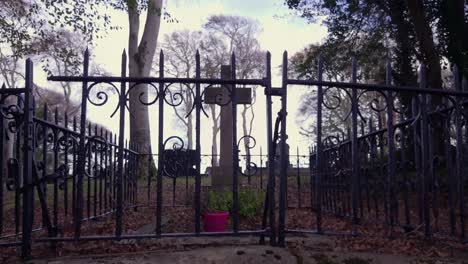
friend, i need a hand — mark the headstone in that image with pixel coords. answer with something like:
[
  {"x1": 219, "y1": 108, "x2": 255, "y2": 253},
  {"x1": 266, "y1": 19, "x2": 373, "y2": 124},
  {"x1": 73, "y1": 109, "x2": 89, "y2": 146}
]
[
  {"x1": 204, "y1": 65, "x2": 252, "y2": 187},
  {"x1": 266, "y1": 143, "x2": 291, "y2": 176}
]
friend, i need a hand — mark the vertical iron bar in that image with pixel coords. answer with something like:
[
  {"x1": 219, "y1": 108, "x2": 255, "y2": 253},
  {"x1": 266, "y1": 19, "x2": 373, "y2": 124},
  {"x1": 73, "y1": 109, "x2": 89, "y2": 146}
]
[
  {"x1": 194, "y1": 50, "x2": 201, "y2": 234},
  {"x1": 455, "y1": 70, "x2": 466, "y2": 240},
  {"x1": 460, "y1": 77, "x2": 467, "y2": 241},
  {"x1": 72, "y1": 116, "x2": 77, "y2": 219},
  {"x1": 385, "y1": 60, "x2": 396, "y2": 237},
  {"x1": 42, "y1": 104, "x2": 48, "y2": 226},
  {"x1": 231, "y1": 53, "x2": 239, "y2": 233},
  {"x1": 113, "y1": 134, "x2": 117, "y2": 209},
  {"x1": 444, "y1": 107, "x2": 456, "y2": 235},
  {"x1": 400, "y1": 112, "x2": 411, "y2": 231},
  {"x1": 93, "y1": 124, "x2": 98, "y2": 217},
  {"x1": 428, "y1": 111, "x2": 437, "y2": 232},
  {"x1": 99, "y1": 126, "x2": 104, "y2": 215},
  {"x1": 156, "y1": 51, "x2": 164, "y2": 236},
  {"x1": 412, "y1": 96, "x2": 423, "y2": 225},
  {"x1": 21, "y1": 58, "x2": 34, "y2": 259},
  {"x1": 359, "y1": 123, "x2": 365, "y2": 218},
  {"x1": 74, "y1": 49, "x2": 89, "y2": 239},
  {"x1": 115, "y1": 50, "x2": 127, "y2": 238},
  {"x1": 368, "y1": 119, "x2": 379, "y2": 219},
  {"x1": 147, "y1": 154, "x2": 151, "y2": 206},
  {"x1": 53, "y1": 108, "x2": 59, "y2": 232},
  {"x1": 124, "y1": 140, "x2": 128, "y2": 202},
  {"x1": 296, "y1": 146, "x2": 301, "y2": 208},
  {"x1": 87, "y1": 122, "x2": 91, "y2": 218},
  {"x1": 0, "y1": 106, "x2": 3, "y2": 236},
  {"x1": 351, "y1": 58, "x2": 359, "y2": 234},
  {"x1": 315, "y1": 56, "x2": 324, "y2": 234},
  {"x1": 265, "y1": 51, "x2": 276, "y2": 245},
  {"x1": 104, "y1": 130, "x2": 108, "y2": 211},
  {"x1": 419, "y1": 65, "x2": 431, "y2": 238},
  {"x1": 260, "y1": 147, "x2": 263, "y2": 190},
  {"x1": 64, "y1": 113, "x2": 69, "y2": 216},
  {"x1": 15, "y1": 98, "x2": 21, "y2": 235},
  {"x1": 278, "y1": 51, "x2": 288, "y2": 245}
]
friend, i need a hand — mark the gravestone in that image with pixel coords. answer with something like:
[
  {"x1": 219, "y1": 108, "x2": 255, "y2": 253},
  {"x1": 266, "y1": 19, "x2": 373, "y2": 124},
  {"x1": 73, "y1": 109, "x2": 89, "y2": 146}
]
[
  {"x1": 204, "y1": 65, "x2": 252, "y2": 187},
  {"x1": 275, "y1": 142, "x2": 291, "y2": 168},
  {"x1": 266, "y1": 143, "x2": 292, "y2": 176}
]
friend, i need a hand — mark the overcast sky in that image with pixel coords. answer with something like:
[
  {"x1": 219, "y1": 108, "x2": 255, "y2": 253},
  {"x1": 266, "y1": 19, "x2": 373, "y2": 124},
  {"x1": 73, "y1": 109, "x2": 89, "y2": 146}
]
[{"x1": 39, "y1": 0, "x2": 328, "y2": 163}]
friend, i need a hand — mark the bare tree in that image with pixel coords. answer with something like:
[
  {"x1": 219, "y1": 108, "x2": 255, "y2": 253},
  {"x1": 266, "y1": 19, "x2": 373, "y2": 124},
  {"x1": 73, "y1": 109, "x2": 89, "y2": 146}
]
[
  {"x1": 199, "y1": 34, "x2": 228, "y2": 165},
  {"x1": 160, "y1": 30, "x2": 203, "y2": 149},
  {"x1": 202, "y1": 15, "x2": 265, "y2": 160}
]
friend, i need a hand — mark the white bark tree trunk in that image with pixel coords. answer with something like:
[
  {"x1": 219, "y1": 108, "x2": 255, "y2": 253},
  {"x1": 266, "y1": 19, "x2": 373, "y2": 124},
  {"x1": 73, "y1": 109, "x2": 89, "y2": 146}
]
[
  {"x1": 210, "y1": 104, "x2": 220, "y2": 166},
  {"x1": 127, "y1": 0, "x2": 163, "y2": 177}
]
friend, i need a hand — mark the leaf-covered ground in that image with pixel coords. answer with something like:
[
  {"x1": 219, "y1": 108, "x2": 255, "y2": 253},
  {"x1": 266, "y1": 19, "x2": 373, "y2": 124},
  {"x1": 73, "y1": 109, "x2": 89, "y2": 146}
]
[{"x1": 1, "y1": 178, "x2": 467, "y2": 263}]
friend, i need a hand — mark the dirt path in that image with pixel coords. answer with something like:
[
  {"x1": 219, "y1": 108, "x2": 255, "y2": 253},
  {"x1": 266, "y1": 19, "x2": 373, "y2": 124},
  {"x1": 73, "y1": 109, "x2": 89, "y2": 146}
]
[{"x1": 16, "y1": 235, "x2": 468, "y2": 264}]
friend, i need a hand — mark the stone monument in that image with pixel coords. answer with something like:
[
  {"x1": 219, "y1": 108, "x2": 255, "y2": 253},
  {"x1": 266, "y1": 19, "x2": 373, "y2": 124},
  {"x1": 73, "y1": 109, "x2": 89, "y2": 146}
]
[{"x1": 204, "y1": 65, "x2": 252, "y2": 188}]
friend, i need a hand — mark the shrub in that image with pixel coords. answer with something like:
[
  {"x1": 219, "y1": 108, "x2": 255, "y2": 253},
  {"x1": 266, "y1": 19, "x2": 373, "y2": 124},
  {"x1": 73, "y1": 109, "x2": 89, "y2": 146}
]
[
  {"x1": 238, "y1": 188, "x2": 264, "y2": 218},
  {"x1": 205, "y1": 187, "x2": 264, "y2": 219},
  {"x1": 206, "y1": 190, "x2": 232, "y2": 212}
]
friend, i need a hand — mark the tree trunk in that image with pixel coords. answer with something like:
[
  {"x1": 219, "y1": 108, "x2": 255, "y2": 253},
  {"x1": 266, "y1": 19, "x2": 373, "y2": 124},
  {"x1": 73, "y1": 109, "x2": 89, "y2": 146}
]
[
  {"x1": 406, "y1": 0, "x2": 442, "y2": 90},
  {"x1": 127, "y1": 0, "x2": 163, "y2": 178},
  {"x1": 210, "y1": 104, "x2": 219, "y2": 166},
  {"x1": 241, "y1": 105, "x2": 251, "y2": 171},
  {"x1": 406, "y1": 0, "x2": 444, "y2": 155},
  {"x1": 388, "y1": 0, "x2": 417, "y2": 113},
  {"x1": 439, "y1": 0, "x2": 468, "y2": 80}
]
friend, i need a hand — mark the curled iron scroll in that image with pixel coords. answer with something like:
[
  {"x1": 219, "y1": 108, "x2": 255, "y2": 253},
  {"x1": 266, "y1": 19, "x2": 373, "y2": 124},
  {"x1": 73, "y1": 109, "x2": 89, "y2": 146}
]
[
  {"x1": 126, "y1": 82, "x2": 160, "y2": 106},
  {"x1": 0, "y1": 95, "x2": 24, "y2": 133},
  {"x1": 162, "y1": 136, "x2": 186, "y2": 178},
  {"x1": 237, "y1": 135, "x2": 258, "y2": 177}
]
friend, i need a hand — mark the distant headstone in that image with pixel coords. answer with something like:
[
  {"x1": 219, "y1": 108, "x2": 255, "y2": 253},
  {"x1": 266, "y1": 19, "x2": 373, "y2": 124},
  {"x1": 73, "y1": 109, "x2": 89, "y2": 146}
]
[{"x1": 266, "y1": 143, "x2": 291, "y2": 176}]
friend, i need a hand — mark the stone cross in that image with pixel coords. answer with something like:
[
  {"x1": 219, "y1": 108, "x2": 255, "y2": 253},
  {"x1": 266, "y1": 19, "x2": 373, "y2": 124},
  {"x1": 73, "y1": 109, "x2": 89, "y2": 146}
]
[{"x1": 204, "y1": 65, "x2": 252, "y2": 187}]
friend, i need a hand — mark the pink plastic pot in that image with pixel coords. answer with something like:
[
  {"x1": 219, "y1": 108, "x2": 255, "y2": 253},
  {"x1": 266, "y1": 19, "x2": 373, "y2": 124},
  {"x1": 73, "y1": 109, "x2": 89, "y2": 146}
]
[{"x1": 203, "y1": 212, "x2": 229, "y2": 232}]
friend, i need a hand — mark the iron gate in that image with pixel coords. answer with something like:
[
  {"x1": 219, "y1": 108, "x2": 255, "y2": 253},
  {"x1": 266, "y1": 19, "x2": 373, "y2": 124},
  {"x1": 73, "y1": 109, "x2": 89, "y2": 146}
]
[{"x1": 0, "y1": 49, "x2": 288, "y2": 259}]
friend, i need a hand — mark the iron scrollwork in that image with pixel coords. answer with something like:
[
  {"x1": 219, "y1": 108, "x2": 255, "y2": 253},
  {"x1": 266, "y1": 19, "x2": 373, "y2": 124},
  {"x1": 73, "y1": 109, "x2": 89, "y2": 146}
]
[{"x1": 237, "y1": 135, "x2": 257, "y2": 177}]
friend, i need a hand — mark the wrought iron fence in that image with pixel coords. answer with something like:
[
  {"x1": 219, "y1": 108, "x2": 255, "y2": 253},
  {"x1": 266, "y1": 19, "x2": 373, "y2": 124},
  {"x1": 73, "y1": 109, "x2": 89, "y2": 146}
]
[
  {"x1": 1, "y1": 50, "x2": 467, "y2": 260},
  {"x1": 0, "y1": 59, "x2": 138, "y2": 259},
  {"x1": 284, "y1": 54, "x2": 468, "y2": 246}
]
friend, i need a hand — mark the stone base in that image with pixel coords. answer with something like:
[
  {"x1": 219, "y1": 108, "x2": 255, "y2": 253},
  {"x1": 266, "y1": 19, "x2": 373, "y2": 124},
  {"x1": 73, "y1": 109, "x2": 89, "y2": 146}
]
[{"x1": 209, "y1": 166, "x2": 233, "y2": 188}]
